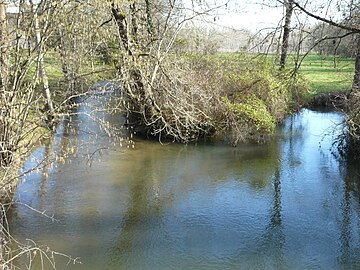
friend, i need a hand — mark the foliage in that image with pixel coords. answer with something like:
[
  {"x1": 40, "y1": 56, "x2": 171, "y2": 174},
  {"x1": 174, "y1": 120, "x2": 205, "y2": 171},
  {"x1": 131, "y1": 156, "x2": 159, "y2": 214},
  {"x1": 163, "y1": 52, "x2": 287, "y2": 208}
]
[
  {"x1": 283, "y1": 72, "x2": 310, "y2": 107},
  {"x1": 0, "y1": 1, "x2": 116, "y2": 267},
  {"x1": 113, "y1": 37, "x2": 303, "y2": 144},
  {"x1": 333, "y1": 92, "x2": 360, "y2": 159},
  {"x1": 108, "y1": 0, "x2": 226, "y2": 143},
  {"x1": 223, "y1": 96, "x2": 276, "y2": 132},
  {"x1": 153, "y1": 53, "x2": 301, "y2": 145}
]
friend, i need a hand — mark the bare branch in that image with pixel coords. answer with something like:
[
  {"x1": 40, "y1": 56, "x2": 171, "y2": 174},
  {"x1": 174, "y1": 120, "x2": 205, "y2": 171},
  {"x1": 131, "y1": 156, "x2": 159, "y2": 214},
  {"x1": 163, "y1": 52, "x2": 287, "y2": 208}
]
[{"x1": 293, "y1": 1, "x2": 360, "y2": 33}]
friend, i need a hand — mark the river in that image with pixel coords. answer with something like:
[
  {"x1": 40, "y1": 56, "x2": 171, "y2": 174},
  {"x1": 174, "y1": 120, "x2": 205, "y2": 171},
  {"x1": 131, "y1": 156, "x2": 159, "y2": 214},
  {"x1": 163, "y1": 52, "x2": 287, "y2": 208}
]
[{"x1": 8, "y1": 95, "x2": 360, "y2": 269}]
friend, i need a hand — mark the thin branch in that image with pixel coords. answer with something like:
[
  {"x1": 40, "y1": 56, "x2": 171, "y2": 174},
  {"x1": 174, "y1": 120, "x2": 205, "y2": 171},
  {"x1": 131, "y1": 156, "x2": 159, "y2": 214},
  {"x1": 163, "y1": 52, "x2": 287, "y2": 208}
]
[{"x1": 293, "y1": 1, "x2": 360, "y2": 33}]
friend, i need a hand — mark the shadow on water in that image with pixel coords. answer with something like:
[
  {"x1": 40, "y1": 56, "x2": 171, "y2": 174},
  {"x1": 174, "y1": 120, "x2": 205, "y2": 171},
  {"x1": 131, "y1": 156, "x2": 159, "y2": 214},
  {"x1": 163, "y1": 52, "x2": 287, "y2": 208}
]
[
  {"x1": 262, "y1": 166, "x2": 285, "y2": 270},
  {"x1": 339, "y1": 158, "x2": 360, "y2": 269},
  {"x1": 7, "y1": 104, "x2": 360, "y2": 269}
]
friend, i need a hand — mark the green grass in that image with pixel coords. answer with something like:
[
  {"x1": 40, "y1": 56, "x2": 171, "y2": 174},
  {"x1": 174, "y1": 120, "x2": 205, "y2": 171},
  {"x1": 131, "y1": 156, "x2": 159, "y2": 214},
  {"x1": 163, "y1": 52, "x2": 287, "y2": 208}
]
[
  {"x1": 43, "y1": 52, "x2": 64, "y2": 86},
  {"x1": 187, "y1": 52, "x2": 355, "y2": 99},
  {"x1": 43, "y1": 51, "x2": 115, "y2": 87},
  {"x1": 208, "y1": 52, "x2": 355, "y2": 97},
  {"x1": 295, "y1": 54, "x2": 354, "y2": 96}
]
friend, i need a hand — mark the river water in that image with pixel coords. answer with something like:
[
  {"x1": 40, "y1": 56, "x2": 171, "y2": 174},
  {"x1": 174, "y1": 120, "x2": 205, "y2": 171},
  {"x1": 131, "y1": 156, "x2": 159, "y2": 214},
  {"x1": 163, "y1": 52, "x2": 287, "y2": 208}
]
[{"x1": 8, "y1": 98, "x2": 360, "y2": 269}]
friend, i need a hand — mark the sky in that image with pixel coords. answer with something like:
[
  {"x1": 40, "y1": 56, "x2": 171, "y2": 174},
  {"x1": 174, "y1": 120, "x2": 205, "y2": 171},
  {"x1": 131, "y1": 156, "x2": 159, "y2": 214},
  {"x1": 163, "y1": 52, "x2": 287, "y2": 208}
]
[
  {"x1": 6, "y1": 0, "x2": 342, "y2": 33},
  {"x1": 183, "y1": 0, "x2": 286, "y2": 31},
  {"x1": 189, "y1": 0, "x2": 342, "y2": 32},
  {"x1": 6, "y1": 0, "x2": 285, "y2": 31},
  {"x1": 217, "y1": 6, "x2": 284, "y2": 31}
]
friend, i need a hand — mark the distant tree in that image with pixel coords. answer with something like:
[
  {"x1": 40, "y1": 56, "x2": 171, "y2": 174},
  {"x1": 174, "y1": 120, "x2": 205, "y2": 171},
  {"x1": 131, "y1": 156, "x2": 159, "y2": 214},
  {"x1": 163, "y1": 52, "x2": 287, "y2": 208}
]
[{"x1": 309, "y1": 23, "x2": 356, "y2": 57}]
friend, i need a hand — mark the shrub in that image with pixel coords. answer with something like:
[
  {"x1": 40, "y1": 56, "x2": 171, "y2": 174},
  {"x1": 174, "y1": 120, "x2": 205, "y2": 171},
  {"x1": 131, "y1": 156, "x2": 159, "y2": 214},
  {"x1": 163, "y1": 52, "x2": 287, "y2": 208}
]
[
  {"x1": 337, "y1": 92, "x2": 360, "y2": 159},
  {"x1": 120, "y1": 53, "x2": 308, "y2": 145},
  {"x1": 185, "y1": 54, "x2": 298, "y2": 144}
]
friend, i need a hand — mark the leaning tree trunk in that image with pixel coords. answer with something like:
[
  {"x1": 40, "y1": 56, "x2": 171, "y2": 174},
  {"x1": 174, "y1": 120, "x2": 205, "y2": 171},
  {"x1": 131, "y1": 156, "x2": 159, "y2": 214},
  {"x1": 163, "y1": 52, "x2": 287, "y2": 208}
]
[
  {"x1": 31, "y1": 1, "x2": 55, "y2": 125},
  {"x1": 280, "y1": 0, "x2": 294, "y2": 70},
  {"x1": 110, "y1": 1, "x2": 160, "y2": 133},
  {"x1": 352, "y1": 35, "x2": 360, "y2": 92},
  {"x1": 111, "y1": 2, "x2": 145, "y2": 97}
]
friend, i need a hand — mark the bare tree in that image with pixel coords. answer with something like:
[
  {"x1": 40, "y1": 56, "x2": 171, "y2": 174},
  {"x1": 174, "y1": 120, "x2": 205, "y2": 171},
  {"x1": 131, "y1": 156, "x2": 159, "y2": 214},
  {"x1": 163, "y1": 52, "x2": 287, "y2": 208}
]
[
  {"x1": 280, "y1": 0, "x2": 294, "y2": 69},
  {"x1": 30, "y1": 0, "x2": 55, "y2": 125},
  {"x1": 0, "y1": 0, "x2": 7, "y2": 94},
  {"x1": 0, "y1": 0, "x2": 7, "y2": 258},
  {"x1": 353, "y1": 35, "x2": 360, "y2": 91},
  {"x1": 51, "y1": 0, "x2": 114, "y2": 102},
  {"x1": 107, "y1": 0, "x2": 234, "y2": 142}
]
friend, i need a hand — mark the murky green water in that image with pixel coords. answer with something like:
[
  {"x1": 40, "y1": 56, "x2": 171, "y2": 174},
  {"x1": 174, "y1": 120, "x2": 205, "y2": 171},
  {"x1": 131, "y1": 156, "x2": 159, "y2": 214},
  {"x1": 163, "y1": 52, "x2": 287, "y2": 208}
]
[{"x1": 9, "y1": 104, "x2": 360, "y2": 269}]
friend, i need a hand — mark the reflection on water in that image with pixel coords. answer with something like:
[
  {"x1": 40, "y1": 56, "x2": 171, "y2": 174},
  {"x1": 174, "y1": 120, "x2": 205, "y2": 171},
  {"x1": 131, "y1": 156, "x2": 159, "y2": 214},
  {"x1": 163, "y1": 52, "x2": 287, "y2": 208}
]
[{"x1": 9, "y1": 107, "x2": 360, "y2": 269}]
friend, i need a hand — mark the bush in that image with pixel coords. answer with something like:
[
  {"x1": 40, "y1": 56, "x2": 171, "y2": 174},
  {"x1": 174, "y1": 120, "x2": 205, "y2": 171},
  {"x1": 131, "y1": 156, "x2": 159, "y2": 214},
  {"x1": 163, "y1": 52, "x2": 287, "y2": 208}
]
[
  {"x1": 337, "y1": 92, "x2": 360, "y2": 159},
  {"x1": 120, "y1": 53, "x2": 308, "y2": 145},
  {"x1": 185, "y1": 53, "x2": 298, "y2": 144}
]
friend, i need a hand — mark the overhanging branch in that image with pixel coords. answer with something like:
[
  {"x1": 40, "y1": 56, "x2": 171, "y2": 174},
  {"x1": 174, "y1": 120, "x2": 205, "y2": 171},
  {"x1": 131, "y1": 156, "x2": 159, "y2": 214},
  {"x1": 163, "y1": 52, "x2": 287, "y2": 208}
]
[{"x1": 293, "y1": 1, "x2": 360, "y2": 33}]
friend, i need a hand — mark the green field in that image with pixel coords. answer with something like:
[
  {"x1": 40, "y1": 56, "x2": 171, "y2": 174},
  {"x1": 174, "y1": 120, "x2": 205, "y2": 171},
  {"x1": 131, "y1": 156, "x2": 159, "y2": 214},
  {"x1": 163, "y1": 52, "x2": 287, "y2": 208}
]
[
  {"x1": 296, "y1": 54, "x2": 354, "y2": 96},
  {"x1": 32, "y1": 51, "x2": 116, "y2": 88},
  {"x1": 217, "y1": 52, "x2": 355, "y2": 98}
]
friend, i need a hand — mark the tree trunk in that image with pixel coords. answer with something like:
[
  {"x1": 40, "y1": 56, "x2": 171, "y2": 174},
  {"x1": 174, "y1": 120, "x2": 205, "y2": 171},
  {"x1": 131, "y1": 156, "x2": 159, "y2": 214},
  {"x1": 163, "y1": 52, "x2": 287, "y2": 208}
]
[
  {"x1": 56, "y1": 29, "x2": 70, "y2": 83},
  {"x1": 111, "y1": 3, "x2": 131, "y2": 56},
  {"x1": 31, "y1": 2, "x2": 55, "y2": 124},
  {"x1": 352, "y1": 35, "x2": 360, "y2": 92},
  {"x1": 0, "y1": 0, "x2": 9, "y2": 167},
  {"x1": 0, "y1": 2, "x2": 6, "y2": 262},
  {"x1": 56, "y1": 28, "x2": 79, "y2": 102},
  {"x1": 0, "y1": 1, "x2": 7, "y2": 94},
  {"x1": 110, "y1": 1, "x2": 159, "y2": 132},
  {"x1": 145, "y1": 0, "x2": 154, "y2": 35},
  {"x1": 280, "y1": 0, "x2": 294, "y2": 70}
]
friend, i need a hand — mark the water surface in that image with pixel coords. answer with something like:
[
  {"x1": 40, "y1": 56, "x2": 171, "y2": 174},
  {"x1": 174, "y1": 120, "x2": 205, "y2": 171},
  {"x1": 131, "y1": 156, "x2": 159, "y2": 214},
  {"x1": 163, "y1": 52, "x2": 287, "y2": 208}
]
[{"x1": 9, "y1": 108, "x2": 360, "y2": 269}]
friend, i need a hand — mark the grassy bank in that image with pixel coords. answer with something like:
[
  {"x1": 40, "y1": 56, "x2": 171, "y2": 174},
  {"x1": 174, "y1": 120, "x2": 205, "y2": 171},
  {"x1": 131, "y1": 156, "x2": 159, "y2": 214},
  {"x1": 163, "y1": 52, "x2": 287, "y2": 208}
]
[
  {"x1": 298, "y1": 54, "x2": 354, "y2": 96},
  {"x1": 216, "y1": 53, "x2": 354, "y2": 98},
  {"x1": 125, "y1": 52, "x2": 309, "y2": 144}
]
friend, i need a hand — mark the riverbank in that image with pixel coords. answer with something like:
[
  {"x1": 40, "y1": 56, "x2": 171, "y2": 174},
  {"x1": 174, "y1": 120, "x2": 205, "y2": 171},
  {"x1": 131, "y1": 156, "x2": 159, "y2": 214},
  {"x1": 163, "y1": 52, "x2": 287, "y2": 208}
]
[{"x1": 308, "y1": 90, "x2": 350, "y2": 109}]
